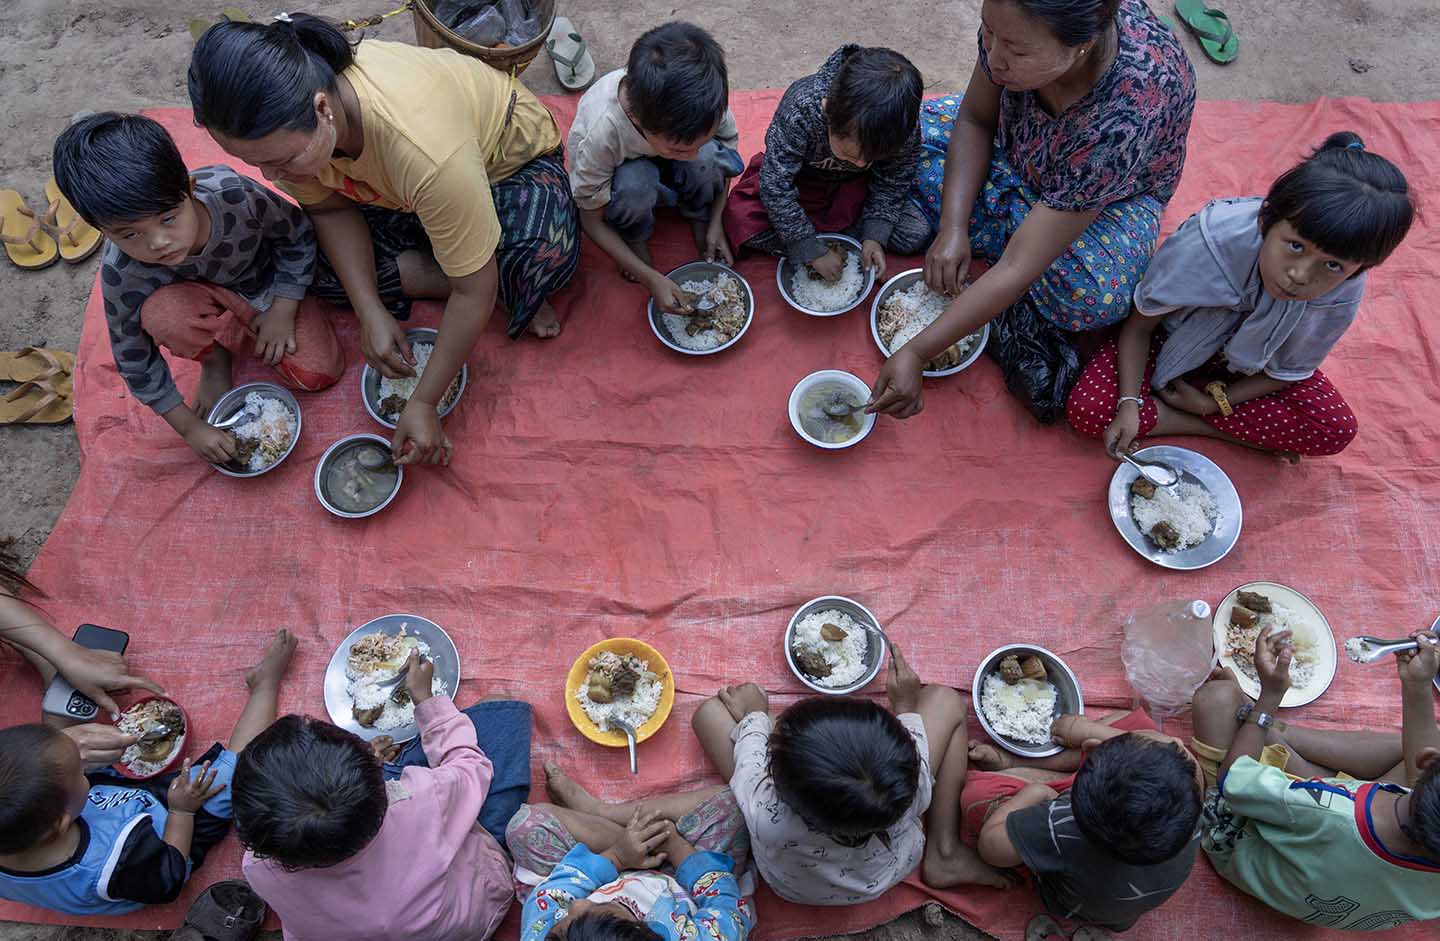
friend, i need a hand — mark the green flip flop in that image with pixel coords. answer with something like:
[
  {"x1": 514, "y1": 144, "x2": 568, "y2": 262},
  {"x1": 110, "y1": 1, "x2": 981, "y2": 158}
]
[{"x1": 1173, "y1": 0, "x2": 1238, "y2": 64}]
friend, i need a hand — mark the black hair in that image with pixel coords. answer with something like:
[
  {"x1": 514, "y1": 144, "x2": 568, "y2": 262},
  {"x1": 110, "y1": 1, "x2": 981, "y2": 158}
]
[
  {"x1": 623, "y1": 22, "x2": 729, "y2": 143},
  {"x1": 1258, "y1": 131, "x2": 1414, "y2": 269},
  {"x1": 825, "y1": 48, "x2": 923, "y2": 163},
  {"x1": 231, "y1": 715, "x2": 387, "y2": 870},
  {"x1": 768, "y1": 697, "x2": 919, "y2": 841},
  {"x1": 51, "y1": 113, "x2": 190, "y2": 228},
  {"x1": 189, "y1": 13, "x2": 355, "y2": 140},
  {"x1": 1070, "y1": 734, "x2": 1201, "y2": 865},
  {"x1": 1003, "y1": 0, "x2": 1121, "y2": 46},
  {"x1": 0, "y1": 725, "x2": 73, "y2": 854},
  {"x1": 1407, "y1": 755, "x2": 1440, "y2": 859},
  {"x1": 549, "y1": 913, "x2": 662, "y2": 941}
]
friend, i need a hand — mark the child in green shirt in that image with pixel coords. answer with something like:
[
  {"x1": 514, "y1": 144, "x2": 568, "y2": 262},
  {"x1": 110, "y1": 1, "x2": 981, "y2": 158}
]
[{"x1": 1191, "y1": 627, "x2": 1440, "y2": 931}]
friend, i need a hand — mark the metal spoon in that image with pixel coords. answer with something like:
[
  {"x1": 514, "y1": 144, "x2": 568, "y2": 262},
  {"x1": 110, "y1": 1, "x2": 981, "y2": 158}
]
[
  {"x1": 822, "y1": 398, "x2": 865, "y2": 419},
  {"x1": 357, "y1": 447, "x2": 396, "y2": 471},
  {"x1": 210, "y1": 404, "x2": 258, "y2": 431},
  {"x1": 674, "y1": 285, "x2": 717, "y2": 312},
  {"x1": 135, "y1": 723, "x2": 172, "y2": 744},
  {"x1": 1344, "y1": 630, "x2": 1439, "y2": 664},
  {"x1": 1117, "y1": 451, "x2": 1180, "y2": 488},
  {"x1": 610, "y1": 717, "x2": 638, "y2": 775}
]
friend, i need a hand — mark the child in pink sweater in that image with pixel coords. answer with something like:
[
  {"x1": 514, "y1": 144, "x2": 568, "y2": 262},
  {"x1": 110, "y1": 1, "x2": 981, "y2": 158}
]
[{"x1": 231, "y1": 655, "x2": 532, "y2": 941}]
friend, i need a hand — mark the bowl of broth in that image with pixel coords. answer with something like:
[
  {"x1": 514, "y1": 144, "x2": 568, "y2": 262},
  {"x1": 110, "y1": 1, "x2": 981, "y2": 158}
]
[
  {"x1": 314, "y1": 434, "x2": 404, "y2": 519},
  {"x1": 788, "y1": 370, "x2": 876, "y2": 449}
]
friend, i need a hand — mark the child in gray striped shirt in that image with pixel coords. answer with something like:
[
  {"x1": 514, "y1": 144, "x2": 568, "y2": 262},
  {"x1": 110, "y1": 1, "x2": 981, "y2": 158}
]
[{"x1": 53, "y1": 113, "x2": 343, "y2": 462}]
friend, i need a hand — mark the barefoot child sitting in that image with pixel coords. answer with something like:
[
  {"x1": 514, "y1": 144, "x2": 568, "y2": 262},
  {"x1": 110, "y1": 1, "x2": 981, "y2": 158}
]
[
  {"x1": 1191, "y1": 628, "x2": 1440, "y2": 929},
  {"x1": 567, "y1": 22, "x2": 744, "y2": 315},
  {"x1": 508, "y1": 768, "x2": 754, "y2": 940},
  {"x1": 931, "y1": 709, "x2": 1202, "y2": 933},
  {"x1": 692, "y1": 646, "x2": 977, "y2": 905},
  {"x1": 1068, "y1": 131, "x2": 1415, "y2": 458},
  {"x1": 232, "y1": 654, "x2": 533, "y2": 941},
  {"x1": 0, "y1": 629, "x2": 297, "y2": 914},
  {"x1": 52, "y1": 113, "x2": 343, "y2": 464},
  {"x1": 723, "y1": 46, "x2": 928, "y2": 280}
]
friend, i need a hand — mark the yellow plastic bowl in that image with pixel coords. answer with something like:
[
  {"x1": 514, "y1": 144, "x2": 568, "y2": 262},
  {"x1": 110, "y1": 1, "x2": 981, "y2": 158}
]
[{"x1": 565, "y1": 638, "x2": 675, "y2": 747}]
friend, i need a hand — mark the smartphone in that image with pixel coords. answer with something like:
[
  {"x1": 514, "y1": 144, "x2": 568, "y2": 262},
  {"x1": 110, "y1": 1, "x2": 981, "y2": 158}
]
[{"x1": 40, "y1": 624, "x2": 130, "y2": 721}]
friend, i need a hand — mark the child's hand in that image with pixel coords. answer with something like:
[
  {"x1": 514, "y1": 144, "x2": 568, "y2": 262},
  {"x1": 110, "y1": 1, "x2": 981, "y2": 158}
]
[
  {"x1": 1105, "y1": 406, "x2": 1143, "y2": 456},
  {"x1": 861, "y1": 240, "x2": 887, "y2": 280},
  {"x1": 1396, "y1": 630, "x2": 1440, "y2": 689},
  {"x1": 717, "y1": 683, "x2": 768, "y2": 721},
  {"x1": 404, "y1": 651, "x2": 434, "y2": 705},
  {"x1": 168, "y1": 758, "x2": 225, "y2": 814},
  {"x1": 649, "y1": 277, "x2": 693, "y2": 316},
  {"x1": 370, "y1": 735, "x2": 402, "y2": 763},
  {"x1": 185, "y1": 421, "x2": 240, "y2": 464},
  {"x1": 808, "y1": 247, "x2": 845, "y2": 283},
  {"x1": 705, "y1": 226, "x2": 734, "y2": 266},
  {"x1": 886, "y1": 642, "x2": 922, "y2": 715},
  {"x1": 663, "y1": 820, "x2": 698, "y2": 870},
  {"x1": 1254, "y1": 624, "x2": 1294, "y2": 699},
  {"x1": 393, "y1": 400, "x2": 453, "y2": 466},
  {"x1": 1157, "y1": 381, "x2": 1217, "y2": 416},
  {"x1": 604, "y1": 808, "x2": 670, "y2": 871},
  {"x1": 253, "y1": 300, "x2": 298, "y2": 367}
]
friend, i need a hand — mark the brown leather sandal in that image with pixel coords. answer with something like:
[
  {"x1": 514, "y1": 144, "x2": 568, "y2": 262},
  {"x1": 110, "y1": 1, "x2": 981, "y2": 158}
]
[{"x1": 169, "y1": 879, "x2": 268, "y2": 941}]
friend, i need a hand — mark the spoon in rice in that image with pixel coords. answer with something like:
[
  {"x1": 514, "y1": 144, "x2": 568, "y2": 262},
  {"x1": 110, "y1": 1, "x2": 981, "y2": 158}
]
[
  {"x1": 209, "y1": 403, "x2": 260, "y2": 431},
  {"x1": 610, "y1": 717, "x2": 639, "y2": 775},
  {"x1": 1344, "y1": 630, "x2": 1440, "y2": 664},
  {"x1": 1116, "y1": 451, "x2": 1180, "y2": 488}
]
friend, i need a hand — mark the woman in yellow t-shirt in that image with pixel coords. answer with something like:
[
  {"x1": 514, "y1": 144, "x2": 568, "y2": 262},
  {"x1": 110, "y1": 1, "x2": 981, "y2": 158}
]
[{"x1": 187, "y1": 14, "x2": 579, "y2": 465}]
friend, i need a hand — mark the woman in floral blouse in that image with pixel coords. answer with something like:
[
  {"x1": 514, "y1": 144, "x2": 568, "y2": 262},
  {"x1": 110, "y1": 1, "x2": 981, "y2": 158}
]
[{"x1": 871, "y1": 0, "x2": 1195, "y2": 418}]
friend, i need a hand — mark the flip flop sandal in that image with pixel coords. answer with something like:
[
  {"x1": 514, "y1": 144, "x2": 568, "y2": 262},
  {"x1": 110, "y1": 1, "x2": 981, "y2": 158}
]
[
  {"x1": 43, "y1": 179, "x2": 102, "y2": 264},
  {"x1": 0, "y1": 190, "x2": 59, "y2": 270},
  {"x1": 1026, "y1": 914, "x2": 1071, "y2": 941},
  {"x1": 169, "y1": 879, "x2": 267, "y2": 941},
  {"x1": 547, "y1": 17, "x2": 596, "y2": 92},
  {"x1": 0, "y1": 380, "x2": 73, "y2": 425},
  {"x1": 1174, "y1": 0, "x2": 1239, "y2": 64},
  {"x1": 0, "y1": 347, "x2": 75, "y2": 384}
]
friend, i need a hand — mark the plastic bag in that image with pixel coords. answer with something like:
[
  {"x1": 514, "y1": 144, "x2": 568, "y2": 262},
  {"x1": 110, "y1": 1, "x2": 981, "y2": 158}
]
[
  {"x1": 984, "y1": 296, "x2": 1082, "y2": 424},
  {"x1": 500, "y1": 0, "x2": 541, "y2": 45},
  {"x1": 454, "y1": 5, "x2": 508, "y2": 46},
  {"x1": 1121, "y1": 600, "x2": 1217, "y2": 720},
  {"x1": 433, "y1": 0, "x2": 480, "y2": 28}
]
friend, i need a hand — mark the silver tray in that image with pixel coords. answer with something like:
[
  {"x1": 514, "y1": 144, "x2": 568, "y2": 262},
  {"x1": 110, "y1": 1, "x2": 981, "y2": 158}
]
[
  {"x1": 323, "y1": 614, "x2": 460, "y2": 744},
  {"x1": 1108, "y1": 445, "x2": 1241, "y2": 571}
]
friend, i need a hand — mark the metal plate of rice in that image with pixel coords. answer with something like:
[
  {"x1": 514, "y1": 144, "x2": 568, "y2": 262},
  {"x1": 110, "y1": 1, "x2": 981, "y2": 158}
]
[
  {"x1": 361, "y1": 327, "x2": 469, "y2": 429},
  {"x1": 1212, "y1": 582, "x2": 1337, "y2": 708},
  {"x1": 1108, "y1": 445, "x2": 1241, "y2": 570},
  {"x1": 647, "y1": 261, "x2": 755, "y2": 356},
  {"x1": 776, "y1": 233, "x2": 875, "y2": 317},
  {"x1": 972, "y1": 644, "x2": 1084, "y2": 758},
  {"x1": 205, "y1": 382, "x2": 302, "y2": 478},
  {"x1": 783, "y1": 595, "x2": 887, "y2": 694},
  {"x1": 869, "y1": 268, "x2": 989, "y2": 378},
  {"x1": 322, "y1": 614, "x2": 460, "y2": 745}
]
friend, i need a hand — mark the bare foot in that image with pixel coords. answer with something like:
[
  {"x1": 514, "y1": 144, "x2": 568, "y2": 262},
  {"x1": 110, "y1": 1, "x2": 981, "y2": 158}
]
[
  {"x1": 527, "y1": 301, "x2": 563, "y2": 339},
  {"x1": 191, "y1": 346, "x2": 234, "y2": 417},
  {"x1": 621, "y1": 239, "x2": 652, "y2": 283},
  {"x1": 922, "y1": 841, "x2": 1016, "y2": 890},
  {"x1": 544, "y1": 762, "x2": 605, "y2": 814},
  {"x1": 968, "y1": 742, "x2": 1014, "y2": 772},
  {"x1": 245, "y1": 629, "x2": 297, "y2": 692}
]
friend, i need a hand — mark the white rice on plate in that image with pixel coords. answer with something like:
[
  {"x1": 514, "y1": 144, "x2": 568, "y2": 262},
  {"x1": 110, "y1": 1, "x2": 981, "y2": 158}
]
[
  {"x1": 349, "y1": 672, "x2": 452, "y2": 731},
  {"x1": 376, "y1": 341, "x2": 462, "y2": 419},
  {"x1": 877, "y1": 281, "x2": 978, "y2": 369},
  {"x1": 979, "y1": 673, "x2": 1057, "y2": 745},
  {"x1": 1226, "y1": 601, "x2": 1320, "y2": 689},
  {"x1": 576, "y1": 651, "x2": 663, "y2": 732},
  {"x1": 344, "y1": 626, "x2": 450, "y2": 731},
  {"x1": 789, "y1": 249, "x2": 864, "y2": 311},
  {"x1": 790, "y1": 609, "x2": 870, "y2": 688},
  {"x1": 230, "y1": 391, "x2": 296, "y2": 472},
  {"x1": 1130, "y1": 481, "x2": 1217, "y2": 551},
  {"x1": 660, "y1": 274, "x2": 748, "y2": 350},
  {"x1": 117, "y1": 699, "x2": 186, "y2": 777}
]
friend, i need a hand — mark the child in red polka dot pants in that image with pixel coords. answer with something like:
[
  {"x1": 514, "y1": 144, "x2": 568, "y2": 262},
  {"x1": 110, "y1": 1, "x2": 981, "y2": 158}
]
[{"x1": 1068, "y1": 132, "x2": 1414, "y2": 458}]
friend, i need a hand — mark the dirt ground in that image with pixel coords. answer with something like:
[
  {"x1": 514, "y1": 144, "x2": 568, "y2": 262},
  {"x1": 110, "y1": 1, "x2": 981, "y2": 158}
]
[{"x1": 1, "y1": 0, "x2": 1436, "y2": 938}]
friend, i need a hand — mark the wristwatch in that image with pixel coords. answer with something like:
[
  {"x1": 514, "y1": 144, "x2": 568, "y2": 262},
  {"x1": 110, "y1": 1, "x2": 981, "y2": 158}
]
[
  {"x1": 1205, "y1": 381, "x2": 1234, "y2": 417},
  {"x1": 1235, "y1": 702, "x2": 1287, "y2": 732}
]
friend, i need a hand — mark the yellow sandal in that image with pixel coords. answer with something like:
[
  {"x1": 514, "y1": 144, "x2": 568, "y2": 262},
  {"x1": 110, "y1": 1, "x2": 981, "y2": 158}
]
[
  {"x1": 0, "y1": 379, "x2": 73, "y2": 425},
  {"x1": 43, "y1": 179, "x2": 102, "y2": 264},
  {"x1": 0, "y1": 190, "x2": 59, "y2": 270},
  {"x1": 0, "y1": 347, "x2": 75, "y2": 384}
]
